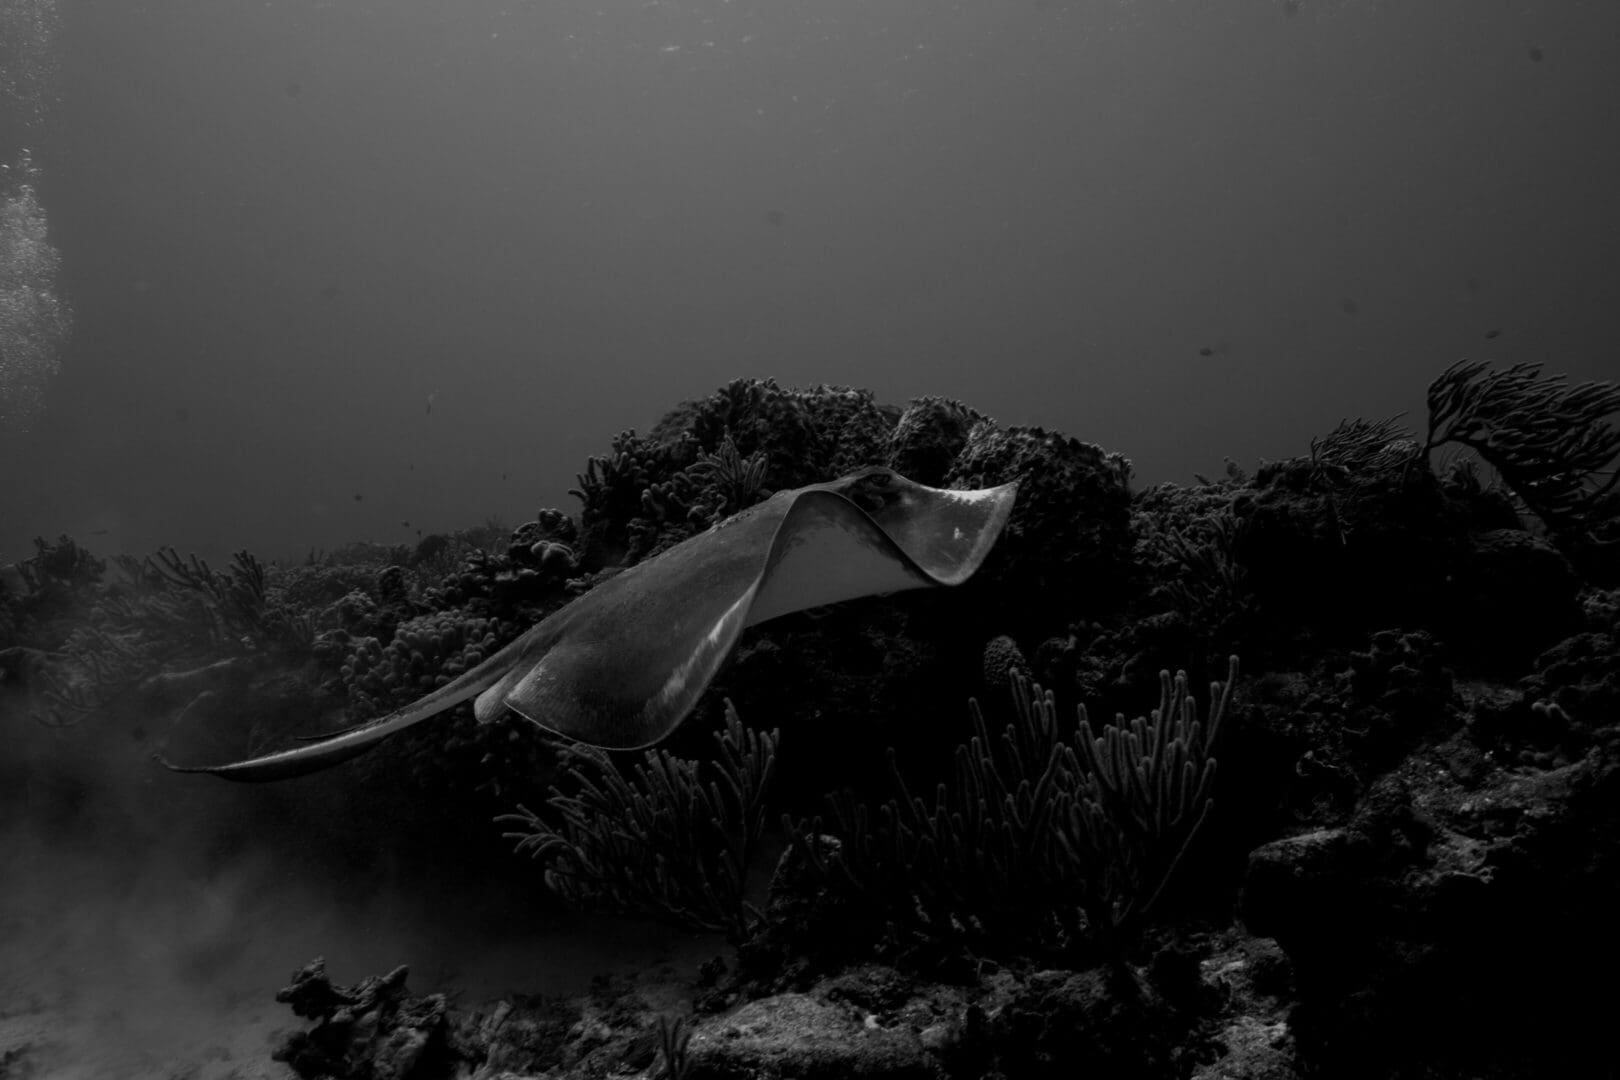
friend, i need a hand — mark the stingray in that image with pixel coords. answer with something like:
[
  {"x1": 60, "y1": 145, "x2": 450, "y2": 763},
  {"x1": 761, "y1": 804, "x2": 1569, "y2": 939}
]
[{"x1": 162, "y1": 467, "x2": 1017, "y2": 782}]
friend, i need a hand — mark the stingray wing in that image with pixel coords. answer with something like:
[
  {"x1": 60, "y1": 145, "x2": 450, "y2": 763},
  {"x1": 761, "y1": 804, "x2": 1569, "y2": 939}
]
[
  {"x1": 500, "y1": 470, "x2": 1018, "y2": 748},
  {"x1": 156, "y1": 622, "x2": 555, "y2": 782},
  {"x1": 163, "y1": 468, "x2": 1017, "y2": 777}
]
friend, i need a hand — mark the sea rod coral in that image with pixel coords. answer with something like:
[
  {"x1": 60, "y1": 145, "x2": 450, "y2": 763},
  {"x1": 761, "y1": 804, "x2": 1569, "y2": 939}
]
[
  {"x1": 789, "y1": 655, "x2": 1239, "y2": 961},
  {"x1": 498, "y1": 702, "x2": 778, "y2": 944}
]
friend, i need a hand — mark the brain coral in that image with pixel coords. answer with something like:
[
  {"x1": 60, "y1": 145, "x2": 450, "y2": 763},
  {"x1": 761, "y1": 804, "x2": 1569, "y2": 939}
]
[{"x1": 981, "y1": 633, "x2": 1032, "y2": 691}]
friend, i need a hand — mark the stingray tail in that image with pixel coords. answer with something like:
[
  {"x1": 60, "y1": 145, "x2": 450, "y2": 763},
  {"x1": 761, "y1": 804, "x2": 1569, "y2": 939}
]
[{"x1": 156, "y1": 636, "x2": 527, "y2": 782}]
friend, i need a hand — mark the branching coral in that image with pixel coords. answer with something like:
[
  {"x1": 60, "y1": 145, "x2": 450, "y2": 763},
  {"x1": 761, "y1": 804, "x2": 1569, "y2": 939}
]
[
  {"x1": 28, "y1": 624, "x2": 154, "y2": 727},
  {"x1": 1147, "y1": 512, "x2": 1256, "y2": 644},
  {"x1": 500, "y1": 703, "x2": 779, "y2": 944},
  {"x1": 1423, "y1": 360, "x2": 1620, "y2": 540},
  {"x1": 31, "y1": 533, "x2": 105, "y2": 587},
  {"x1": 1, "y1": 537, "x2": 99, "y2": 666},
  {"x1": 1066, "y1": 659, "x2": 1235, "y2": 928},
  {"x1": 790, "y1": 657, "x2": 1239, "y2": 960},
  {"x1": 146, "y1": 547, "x2": 313, "y2": 656},
  {"x1": 1309, "y1": 415, "x2": 1417, "y2": 484},
  {"x1": 20, "y1": 544, "x2": 314, "y2": 727},
  {"x1": 571, "y1": 429, "x2": 697, "y2": 549}
]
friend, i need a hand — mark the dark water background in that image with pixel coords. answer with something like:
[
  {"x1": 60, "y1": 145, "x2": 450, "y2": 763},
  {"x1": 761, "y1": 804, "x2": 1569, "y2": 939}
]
[
  {"x1": 2, "y1": 1, "x2": 1618, "y2": 1076},
  {"x1": 4, "y1": 0, "x2": 1618, "y2": 564}
]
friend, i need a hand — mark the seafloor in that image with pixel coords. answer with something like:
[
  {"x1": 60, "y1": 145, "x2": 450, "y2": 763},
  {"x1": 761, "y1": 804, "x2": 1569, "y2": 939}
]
[{"x1": 2, "y1": 371, "x2": 1617, "y2": 1079}]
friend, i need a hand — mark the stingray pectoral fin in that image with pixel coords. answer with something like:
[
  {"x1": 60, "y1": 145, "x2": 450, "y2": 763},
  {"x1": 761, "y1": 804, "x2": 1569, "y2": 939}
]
[
  {"x1": 745, "y1": 478, "x2": 1019, "y2": 623},
  {"x1": 156, "y1": 628, "x2": 541, "y2": 782},
  {"x1": 167, "y1": 468, "x2": 1020, "y2": 773},
  {"x1": 742, "y1": 488, "x2": 943, "y2": 625},
  {"x1": 503, "y1": 580, "x2": 760, "y2": 750},
  {"x1": 856, "y1": 473, "x2": 1020, "y2": 587},
  {"x1": 500, "y1": 486, "x2": 913, "y2": 748},
  {"x1": 500, "y1": 477, "x2": 1018, "y2": 751}
]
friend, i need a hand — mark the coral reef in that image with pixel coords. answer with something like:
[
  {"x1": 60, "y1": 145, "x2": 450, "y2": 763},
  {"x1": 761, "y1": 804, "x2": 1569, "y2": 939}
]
[
  {"x1": 979, "y1": 633, "x2": 1031, "y2": 692},
  {"x1": 885, "y1": 396, "x2": 987, "y2": 487},
  {"x1": 8, "y1": 542, "x2": 313, "y2": 728},
  {"x1": 273, "y1": 960, "x2": 456, "y2": 1080},
  {"x1": 10, "y1": 363, "x2": 1620, "y2": 1080},
  {"x1": 1423, "y1": 359, "x2": 1620, "y2": 548},
  {"x1": 568, "y1": 378, "x2": 903, "y2": 568},
  {"x1": 781, "y1": 658, "x2": 1237, "y2": 966},
  {"x1": 945, "y1": 422, "x2": 1136, "y2": 623},
  {"x1": 144, "y1": 546, "x2": 315, "y2": 658},
  {"x1": 500, "y1": 703, "x2": 778, "y2": 944},
  {"x1": 338, "y1": 611, "x2": 510, "y2": 709},
  {"x1": 1241, "y1": 723, "x2": 1620, "y2": 1077}
]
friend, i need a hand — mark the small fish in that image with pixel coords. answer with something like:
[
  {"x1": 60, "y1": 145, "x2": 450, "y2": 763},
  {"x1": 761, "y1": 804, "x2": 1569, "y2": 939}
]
[
  {"x1": 354, "y1": 493, "x2": 364, "y2": 502},
  {"x1": 1199, "y1": 346, "x2": 1214, "y2": 357},
  {"x1": 90, "y1": 529, "x2": 108, "y2": 536},
  {"x1": 402, "y1": 520, "x2": 411, "y2": 528},
  {"x1": 426, "y1": 390, "x2": 439, "y2": 415},
  {"x1": 502, "y1": 472, "x2": 508, "y2": 481},
  {"x1": 1484, "y1": 329, "x2": 1500, "y2": 340}
]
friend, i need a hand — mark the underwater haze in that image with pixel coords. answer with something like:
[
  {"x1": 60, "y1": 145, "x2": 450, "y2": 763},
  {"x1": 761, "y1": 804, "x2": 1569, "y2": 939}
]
[
  {"x1": 3, "y1": 0, "x2": 1617, "y2": 562},
  {"x1": 3, "y1": 2, "x2": 1620, "y2": 1078}
]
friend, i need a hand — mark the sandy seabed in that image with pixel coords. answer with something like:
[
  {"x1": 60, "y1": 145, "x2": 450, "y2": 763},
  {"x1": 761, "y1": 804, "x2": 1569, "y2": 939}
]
[{"x1": 1, "y1": 711, "x2": 703, "y2": 1080}]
